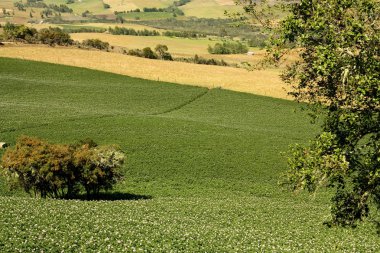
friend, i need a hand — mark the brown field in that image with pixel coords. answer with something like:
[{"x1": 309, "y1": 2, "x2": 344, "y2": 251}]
[{"x1": 0, "y1": 44, "x2": 289, "y2": 99}]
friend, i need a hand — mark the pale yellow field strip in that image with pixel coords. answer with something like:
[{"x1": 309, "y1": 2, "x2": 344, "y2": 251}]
[
  {"x1": 0, "y1": 45, "x2": 289, "y2": 99},
  {"x1": 70, "y1": 33, "x2": 214, "y2": 55}
]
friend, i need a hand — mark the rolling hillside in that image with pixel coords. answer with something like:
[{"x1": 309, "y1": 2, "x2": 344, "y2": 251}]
[{"x1": 0, "y1": 57, "x2": 379, "y2": 252}]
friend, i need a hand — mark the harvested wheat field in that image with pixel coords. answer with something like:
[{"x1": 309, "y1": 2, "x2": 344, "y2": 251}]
[{"x1": 0, "y1": 45, "x2": 289, "y2": 98}]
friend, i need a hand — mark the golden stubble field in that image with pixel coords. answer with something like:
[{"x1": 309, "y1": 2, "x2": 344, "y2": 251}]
[{"x1": 0, "y1": 45, "x2": 289, "y2": 99}]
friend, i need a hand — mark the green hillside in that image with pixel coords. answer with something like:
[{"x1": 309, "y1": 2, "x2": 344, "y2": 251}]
[{"x1": 0, "y1": 58, "x2": 379, "y2": 252}]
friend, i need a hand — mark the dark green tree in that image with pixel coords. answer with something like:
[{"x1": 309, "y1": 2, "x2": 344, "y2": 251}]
[
  {"x1": 155, "y1": 44, "x2": 173, "y2": 60},
  {"x1": 142, "y1": 47, "x2": 158, "y2": 59},
  {"x1": 238, "y1": 0, "x2": 380, "y2": 227}
]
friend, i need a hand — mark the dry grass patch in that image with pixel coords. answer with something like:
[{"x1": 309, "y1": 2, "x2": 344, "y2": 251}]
[{"x1": 0, "y1": 45, "x2": 289, "y2": 99}]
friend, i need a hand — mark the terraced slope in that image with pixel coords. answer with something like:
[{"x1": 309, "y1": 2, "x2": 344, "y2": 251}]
[{"x1": 0, "y1": 58, "x2": 379, "y2": 252}]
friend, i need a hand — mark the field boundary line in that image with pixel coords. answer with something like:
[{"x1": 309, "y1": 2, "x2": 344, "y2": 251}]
[{"x1": 151, "y1": 88, "x2": 212, "y2": 116}]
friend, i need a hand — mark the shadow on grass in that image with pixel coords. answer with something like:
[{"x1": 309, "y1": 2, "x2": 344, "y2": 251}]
[{"x1": 64, "y1": 192, "x2": 152, "y2": 201}]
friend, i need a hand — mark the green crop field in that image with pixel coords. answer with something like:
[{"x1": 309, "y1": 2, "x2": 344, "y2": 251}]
[
  {"x1": 0, "y1": 58, "x2": 379, "y2": 252},
  {"x1": 44, "y1": 0, "x2": 109, "y2": 15}
]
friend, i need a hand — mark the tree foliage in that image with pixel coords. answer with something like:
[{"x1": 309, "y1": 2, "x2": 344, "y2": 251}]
[
  {"x1": 1, "y1": 136, "x2": 125, "y2": 199},
  {"x1": 82, "y1": 38, "x2": 110, "y2": 50},
  {"x1": 239, "y1": 0, "x2": 380, "y2": 227},
  {"x1": 207, "y1": 40, "x2": 249, "y2": 54},
  {"x1": 3, "y1": 23, "x2": 73, "y2": 46}
]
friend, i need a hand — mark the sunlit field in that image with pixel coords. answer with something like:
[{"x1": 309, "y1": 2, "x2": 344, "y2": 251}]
[
  {"x1": 0, "y1": 57, "x2": 379, "y2": 252},
  {"x1": 0, "y1": 45, "x2": 288, "y2": 98}
]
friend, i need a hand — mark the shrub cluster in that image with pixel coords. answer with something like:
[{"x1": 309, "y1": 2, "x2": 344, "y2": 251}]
[
  {"x1": 127, "y1": 44, "x2": 173, "y2": 60},
  {"x1": 162, "y1": 30, "x2": 206, "y2": 38},
  {"x1": 3, "y1": 22, "x2": 73, "y2": 46},
  {"x1": 14, "y1": 2, "x2": 26, "y2": 11},
  {"x1": 38, "y1": 27, "x2": 73, "y2": 45},
  {"x1": 47, "y1": 4, "x2": 73, "y2": 13},
  {"x1": 208, "y1": 41, "x2": 249, "y2": 54},
  {"x1": 176, "y1": 54, "x2": 229, "y2": 67},
  {"x1": 108, "y1": 26, "x2": 160, "y2": 36},
  {"x1": 63, "y1": 27, "x2": 107, "y2": 33},
  {"x1": 137, "y1": 6, "x2": 184, "y2": 16},
  {"x1": 173, "y1": 0, "x2": 191, "y2": 7},
  {"x1": 82, "y1": 38, "x2": 109, "y2": 50},
  {"x1": 16, "y1": 0, "x2": 73, "y2": 13},
  {"x1": 0, "y1": 136, "x2": 125, "y2": 198}
]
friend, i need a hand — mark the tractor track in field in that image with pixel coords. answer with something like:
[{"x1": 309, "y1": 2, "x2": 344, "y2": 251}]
[
  {"x1": 0, "y1": 90, "x2": 211, "y2": 134},
  {"x1": 151, "y1": 88, "x2": 212, "y2": 116}
]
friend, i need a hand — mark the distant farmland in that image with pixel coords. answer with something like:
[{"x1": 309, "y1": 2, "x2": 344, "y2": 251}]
[{"x1": 0, "y1": 45, "x2": 288, "y2": 98}]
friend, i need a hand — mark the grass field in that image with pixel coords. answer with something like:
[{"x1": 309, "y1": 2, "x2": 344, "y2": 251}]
[
  {"x1": 0, "y1": 57, "x2": 379, "y2": 251},
  {"x1": 180, "y1": 0, "x2": 243, "y2": 19},
  {"x1": 0, "y1": 45, "x2": 287, "y2": 98}
]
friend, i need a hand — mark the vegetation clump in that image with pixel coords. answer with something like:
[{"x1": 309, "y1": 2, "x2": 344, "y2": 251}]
[
  {"x1": 208, "y1": 40, "x2": 248, "y2": 54},
  {"x1": 108, "y1": 26, "x2": 160, "y2": 36},
  {"x1": 127, "y1": 44, "x2": 173, "y2": 60},
  {"x1": 176, "y1": 54, "x2": 228, "y2": 67},
  {"x1": 3, "y1": 23, "x2": 73, "y2": 46},
  {"x1": 82, "y1": 38, "x2": 109, "y2": 50},
  {"x1": 162, "y1": 30, "x2": 206, "y2": 38},
  {"x1": 3, "y1": 22, "x2": 38, "y2": 43},
  {"x1": 1, "y1": 136, "x2": 125, "y2": 199},
  {"x1": 37, "y1": 27, "x2": 73, "y2": 46}
]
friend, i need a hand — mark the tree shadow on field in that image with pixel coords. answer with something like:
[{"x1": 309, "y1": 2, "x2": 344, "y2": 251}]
[{"x1": 65, "y1": 192, "x2": 152, "y2": 201}]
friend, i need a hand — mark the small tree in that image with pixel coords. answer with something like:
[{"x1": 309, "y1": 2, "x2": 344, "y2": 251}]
[
  {"x1": 155, "y1": 44, "x2": 173, "y2": 60},
  {"x1": 142, "y1": 47, "x2": 158, "y2": 59}
]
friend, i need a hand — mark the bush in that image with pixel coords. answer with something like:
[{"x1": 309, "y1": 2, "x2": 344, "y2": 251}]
[
  {"x1": 72, "y1": 142, "x2": 124, "y2": 197},
  {"x1": 108, "y1": 26, "x2": 160, "y2": 36},
  {"x1": 208, "y1": 41, "x2": 249, "y2": 54},
  {"x1": 175, "y1": 54, "x2": 229, "y2": 67},
  {"x1": 82, "y1": 38, "x2": 109, "y2": 50},
  {"x1": 2, "y1": 23, "x2": 73, "y2": 46},
  {"x1": 155, "y1": 44, "x2": 173, "y2": 61},
  {"x1": 3, "y1": 22, "x2": 38, "y2": 43},
  {"x1": 0, "y1": 136, "x2": 125, "y2": 198},
  {"x1": 127, "y1": 48, "x2": 144, "y2": 57},
  {"x1": 162, "y1": 30, "x2": 205, "y2": 38},
  {"x1": 38, "y1": 27, "x2": 73, "y2": 46}
]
